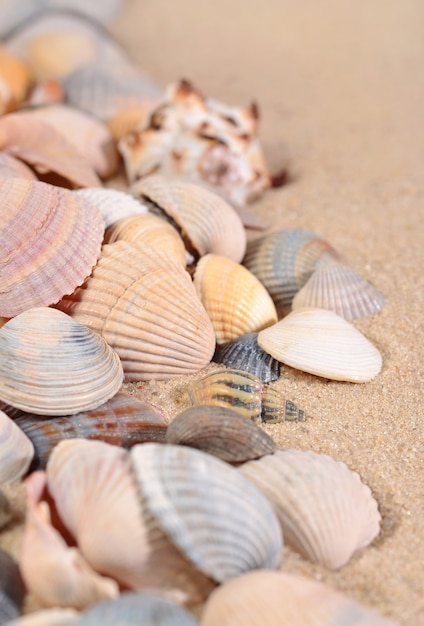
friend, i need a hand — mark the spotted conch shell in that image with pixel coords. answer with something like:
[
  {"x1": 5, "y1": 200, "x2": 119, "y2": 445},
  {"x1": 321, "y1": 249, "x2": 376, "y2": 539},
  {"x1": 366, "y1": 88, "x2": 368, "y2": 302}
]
[{"x1": 0, "y1": 410, "x2": 34, "y2": 483}]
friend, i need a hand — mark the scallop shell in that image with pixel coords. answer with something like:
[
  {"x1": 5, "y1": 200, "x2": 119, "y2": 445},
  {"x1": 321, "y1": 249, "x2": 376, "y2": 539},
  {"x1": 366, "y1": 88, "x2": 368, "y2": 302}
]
[
  {"x1": 213, "y1": 333, "x2": 281, "y2": 383},
  {"x1": 240, "y1": 449, "x2": 381, "y2": 569},
  {"x1": 165, "y1": 406, "x2": 276, "y2": 463},
  {"x1": 0, "y1": 410, "x2": 34, "y2": 483},
  {"x1": 131, "y1": 175, "x2": 247, "y2": 263},
  {"x1": 0, "y1": 152, "x2": 37, "y2": 181},
  {"x1": 74, "y1": 187, "x2": 148, "y2": 228},
  {"x1": 0, "y1": 45, "x2": 31, "y2": 114},
  {"x1": 201, "y1": 569, "x2": 399, "y2": 626},
  {"x1": 55, "y1": 242, "x2": 216, "y2": 381},
  {"x1": 0, "y1": 549, "x2": 25, "y2": 623},
  {"x1": 257, "y1": 307, "x2": 383, "y2": 382},
  {"x1": 0, "y1": 178, "x2": 104, "y2": 317},
  {"x1": 0, "y1": 307, "x2": 124, "y2": 415},
  {"x1": 130, "y1": 443, "x2": 283, "y2": 582}
]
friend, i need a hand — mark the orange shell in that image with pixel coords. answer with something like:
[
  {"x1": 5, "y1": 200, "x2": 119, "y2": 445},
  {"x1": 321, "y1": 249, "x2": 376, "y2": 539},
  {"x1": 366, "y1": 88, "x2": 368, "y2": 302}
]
[{"x1": 0, "y1": 45, "x2": 31, "y2": 114}]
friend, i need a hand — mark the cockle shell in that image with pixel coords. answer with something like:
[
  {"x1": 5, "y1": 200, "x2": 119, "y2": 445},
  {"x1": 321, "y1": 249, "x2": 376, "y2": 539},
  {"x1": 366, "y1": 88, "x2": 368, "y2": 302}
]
[
  {"x1": 0, "y1": 153, "x2": 37, "y2": 181},
  {"x1": 257, "y1": 307, "x2": 383, "y2": 382},
  {"x1": 0, "y1": 307, "x2": 124, "y2": 415},
  {"x1": 240, "y1": 449, "x2": 381, "y2": 569},
  {"x1": 213, "y1": 332, "x2": 281, "y2": 383},
  {"x1": 0, "y1": 45, "x2": 31, "y2": 114},
  {"x1": 74, "y1": 187, "x2": 148, "y2": 228},
  {"x1": 0, "y1": 409, "x2": 34, "y2": 483},
  {"x1": 200, "y1": 569, "x2": 399, "y2": 626},
  {"x1": 131, "y1": 175, "x2": 247, "y2": 263},
  {"x1": 55, "y1": 241, "x2": 216, "y2": 381},
  {"x1": 0, "y1": 548, "x2": 25, "y2": 623}
]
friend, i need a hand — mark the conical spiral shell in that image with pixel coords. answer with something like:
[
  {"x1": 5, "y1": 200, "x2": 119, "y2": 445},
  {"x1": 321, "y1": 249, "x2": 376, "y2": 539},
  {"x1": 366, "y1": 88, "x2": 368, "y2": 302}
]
[
  {"x1": 0, "y1": 410, "x2": 34, "y2": 483},
  {"x1": 240, "y1": 449, "x2": 381, "y2": 569},
  {"x1": 0, "y1": 307, "x2": 124, "y2": 415},
  {"x1": 56, "y1": 242, "x2": 216, "y2": 380},
  {"x1": 0, "y1": 178, "x2": 104, "y2": 317},
  {"x1": 74, "y1": 187, "x2": 148, "y2": 228}
]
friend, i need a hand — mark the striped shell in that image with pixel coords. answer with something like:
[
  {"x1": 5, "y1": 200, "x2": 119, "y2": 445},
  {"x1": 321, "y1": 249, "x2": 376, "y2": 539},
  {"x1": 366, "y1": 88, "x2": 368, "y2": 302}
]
[
  {"x1": 0, "y1": 307, "x2": 124, "y2": 415},
  {"x1": 0, "y1": 410, "x2": 34, "y2": 483},
  {"x1": 213, "y1": 333, "x2": 281, "y2": 383},
  {"x1": 74, "y1": 187, "x2": 148, "y2": 228}
]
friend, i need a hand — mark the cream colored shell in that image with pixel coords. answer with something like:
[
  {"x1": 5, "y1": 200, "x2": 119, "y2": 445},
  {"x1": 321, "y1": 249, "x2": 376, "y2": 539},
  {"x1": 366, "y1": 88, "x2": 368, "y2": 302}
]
[{"x1": 0, "y1": 410, "x2": 34, "y2": 484}]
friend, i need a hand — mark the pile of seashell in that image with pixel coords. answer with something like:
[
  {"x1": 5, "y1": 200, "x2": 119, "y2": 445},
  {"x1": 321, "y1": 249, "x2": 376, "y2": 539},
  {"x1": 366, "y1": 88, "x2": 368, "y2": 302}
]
[{"x1": 0, "y1": 2, "x2": 394, "y2": 625}]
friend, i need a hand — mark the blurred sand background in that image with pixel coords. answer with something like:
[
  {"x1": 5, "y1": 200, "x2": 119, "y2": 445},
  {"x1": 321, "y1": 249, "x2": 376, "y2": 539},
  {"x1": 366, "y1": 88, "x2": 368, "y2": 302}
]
[{"x1": 1, "y1": 0, "x2": 423, "y2": 624}]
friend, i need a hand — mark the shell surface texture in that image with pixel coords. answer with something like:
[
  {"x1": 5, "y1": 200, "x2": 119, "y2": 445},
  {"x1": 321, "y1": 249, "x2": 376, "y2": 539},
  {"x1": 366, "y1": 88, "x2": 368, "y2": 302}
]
[
  {"x1": 213, "y1": 332, "x2": 281, "y2": 383},
  {"x1": 0, "y1": 409, "x2": 34, "y2": 483}
]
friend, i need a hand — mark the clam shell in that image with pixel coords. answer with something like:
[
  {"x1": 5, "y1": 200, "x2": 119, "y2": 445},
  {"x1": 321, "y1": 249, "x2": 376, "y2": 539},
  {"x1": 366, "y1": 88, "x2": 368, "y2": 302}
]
[
  {"x1": 0, "y1": 45, "x2": 31, "y2": 113},
  {"x1": 131, "y1": 175, "x2": 247, "y2": 263},
  {"x1": 213, "y1": 333, "x2": 281, "y2": 383},
  {"x1": 0, "y1": 549, "x2": 25, "y2": 623},
  {"x1": 55, "y1": 241, "x2": 216, "y2": 381},
  {"x1": 0, "y1": 152, "x2": 37, "y2": 181},
  {"x1": 74, "y1": 187, "x2": 148, "y2": 228},
  {"x1": 257, "y1": 307, "x2": 383, "y2": 382},
  {"x1": 165, "y1": 405, "x2": 276, "y2": 463},
  {"x1": 201, "y1": 569, "x2": 399, "y2": 626},
  {"x1": 240, "y1": 449, "x2": 381, "y2": 569},
  {"x1": 0, "y1": 178, "x2": 104, "y2": 317},
  {"x1": 0, "y1": 409, "x2": 34, "y2": 483},
  {"x1": 0, "y1": 307, "x2": 124, "y2": 415},
  {"x1": 130, "y1": 442, "x2": 283, "y2": 582},
  {"x1": 193, "y1": 254, "x2": 277, "y2": 344}
]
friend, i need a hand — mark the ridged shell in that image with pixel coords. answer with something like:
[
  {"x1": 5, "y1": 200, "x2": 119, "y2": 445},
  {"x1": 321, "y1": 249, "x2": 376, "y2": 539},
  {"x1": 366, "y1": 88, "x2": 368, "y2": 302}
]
[
  {"x1": 131, "y1": 175, "x2": 247, "y2": 263},
  {"x1": 240, "y1": 449, "x2": 381, "y2": 569},
  {"x1": 0, "y1": 45, "x2": 31, "y2": 113},
  {"x1": 0, "y1": 409, "x2": 34, "y2": 483},
  {"x1": 165, "y1": 406, "x2": 276, "y2": 463},
  {"x1": 258, "y1": 307, "x2": 383, "y2": 383},
  {"x1": 213, "y1": 333, "x2": 281, "y2": 383},
  {"x1": 55, "y1": 242, "x2": 216, "y2": 381},
  {"x1": 0, "y1": 153, "x2": 37, "y2": 180},
  {"x1": 0, "y1": 307, "x2": 124, "y2": 415},
  {"x1": 193, "y1": 254, "x2": 277, "y2": 344},
  {"x1": 201, "y1": 570, "x2": 399, "y2": 626},
  {"x1": 0, "y1": 549, "x2": 25, "y2": 623},
  {"x1": 130, "y1": 443, "x2": 283, "y2": 582},
  {"x1": 74, "y1": 187, "x2": 148, "y2": 228},
  {"x1": 0, "y1": 178, "x2": 104, "y2": 317}
]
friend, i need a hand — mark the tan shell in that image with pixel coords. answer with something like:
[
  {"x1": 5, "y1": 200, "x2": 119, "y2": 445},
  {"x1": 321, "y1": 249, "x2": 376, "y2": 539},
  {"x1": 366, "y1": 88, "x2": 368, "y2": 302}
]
[
  {"x1": 131, "y1": 175, "x2": 247, "y2": 263},
  {"x1": 0, "y1": 153, "x2": 37, "y2": 181},
  {"x1": 193, "y1": 254, "x2": 277, "y2": 344},
  {"x1": 75, "y1": 187, "x2": 148, "y2": 228},
  {"x1": 258, "y1": 307, "x2": 383, "y2": 382},
  {"x1": 0, "y1": 409, "x2": 34, "y2": 483},
  {"x1": 0, "y1": 178, "x2": 104, "y2": 317},
  {"x1": 55, "y1": 242, "x2": 216, "y2": 380},
  {"x1": 0, "y1": 307, "x2": 124, "y2": 415},
  {"x1": 0, "y1": 45, "x2": 31, "y2": 114},
  {"x1": 107, "y1": 104, "x2": 154, "y2": 142},
  {"x1": 240, "y1": 449, "x2": 381, "y2": 569}
]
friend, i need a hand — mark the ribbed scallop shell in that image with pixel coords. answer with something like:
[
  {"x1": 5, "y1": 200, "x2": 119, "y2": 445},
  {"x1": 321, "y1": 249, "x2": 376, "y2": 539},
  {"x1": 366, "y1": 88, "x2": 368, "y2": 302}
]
[
  {"x1": 130, "y1": 443, "x2": 283, "y2": 582},
  {"x1": 74, "y1": 188, "x2": 148, "y2": 228},
  {"x1": 0, "y1": 178, "x2": 104, "y2": 317},
  {"x1": 0, "y1": 307, "x2": 124, "y2": 415},
  {"x1": 258, "y1": 307, "x2": 383, "y2": 383},
  {"x1": 240, "y1": 449, "x2": 381, "y2": 569},
  {"x1": 0, "y1": 45, "x2": 31, "y2": 114},
  {"x1": 0, "y1": 410, "x2": 34, "y2": 483},
  {"x1": 56, "y1": 242, "x2": 216, "y2": 381},
  {"x1": 193, "y1": 254, "x2": 277, "y2": 344},
  {"x1": 0, "y1": 153, "x2": 37, "y2": 180},
  {"x1": 0, "y1": 549, "x2": 26, "y2": 623},
  {"x1": 213, "y1": 333, "x2": 281, "y2": 383},
  {"x1": 131, "y1": 175, "x2": 247, "y2": 263},
  {"x1": 201, "y1": 570, "x2": 399, "y2": 626}
]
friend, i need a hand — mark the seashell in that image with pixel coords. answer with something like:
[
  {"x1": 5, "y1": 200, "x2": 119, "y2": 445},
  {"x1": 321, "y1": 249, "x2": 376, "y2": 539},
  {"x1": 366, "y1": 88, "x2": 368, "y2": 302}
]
[
  {"x1": 20, "y1": 470, "x2": 119, "y2": 610},
  {"x1": 104, "y1": 213, "x2": 187, "y2": 267},
  {"x1": 193, "y1": 254, "x2": 277, "y2": 344},
  {"x1": 186, "y1": 369, "x2": 306, "y2": 423},
  {"x1": 165, "y1": 405, "x2": 276, "y2": 463},
  {"x1": 130, "y1": 442, "x2": 283, "y2": 582},
  {"x1": 55, "y1": 241, "x2": 216, "y2": 381},
  {"x1": 0, "y1": 488, "x2": 12, "y2": 530},
  {"x1": 0, "y1": 548, "x2": 26, "y2": 623},
  {"x1": 240, "y1": 449, "x2": 381, "y2": 569},
  {"x1": 0, "y1": 45, "x2": 31, "y2": 114},
  {"x1": 0, "y1": 178, "x2": 104, "y2": 317},
  {"x1": 27, "y1": 79, "x2": 65, "y2": 106},
  {"x1": 213, "y1": 332, "x2": 281, "y2": 383},
  {"x1": 5, "y1": 608, "x2": 79, "y2": 626},
  {"x1": 0, "y1": 152, "x2": 37, "y2": 181},
  {"x1": 107, "y1": 104, "x2": 155, "y2": 142},
  {"x1": 0, "y1": 307, "x2": 124, "y2": 415},
  {"x1": 131, "y1": 175, "x2": 247, "y2": 264},
  {"x1": 201, "y1": 569, "x2": 399, "y2": 626},
  {"x1": 257, "y1": 307, "x2": 383, "y2": 383},
  {"x1": 0, "y1": 409, "x2": 34, "y2": 483},
  {"x1": 14, "y1": 393, "x2": 167, "y2": 470},
  {"x1": 74, "y1": 187, "x2": 148, "y2": 228},
  {"x1": 73, "y1": 591, "x2": 201, "y2": 625},
  {"x1": 0, "y1": 113, "x2": 101, "y2": 188}
]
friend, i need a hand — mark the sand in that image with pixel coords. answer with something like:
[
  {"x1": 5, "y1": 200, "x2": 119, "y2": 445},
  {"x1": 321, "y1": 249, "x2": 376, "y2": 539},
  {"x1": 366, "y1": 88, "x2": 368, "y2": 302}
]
[{"x1": 1, "y1": 0, "x2": 423, "y2": 624}]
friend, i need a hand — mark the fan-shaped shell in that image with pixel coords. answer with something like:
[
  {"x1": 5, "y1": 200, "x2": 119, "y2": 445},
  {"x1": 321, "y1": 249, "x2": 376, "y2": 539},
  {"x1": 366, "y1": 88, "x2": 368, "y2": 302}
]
[
  {"x1": 0, "y1": 307, "x2": 124, "y2": 415},
  {"x1": 258, "y1": 307, "x2": 383, "y2": 382},
  {"x1": 213, "y1": 333, "x2": 281, "y2": 383},
  {"x1": 240, "y1": 449, "x2": 381, "y2": 569},
  {"x1": 74, "y1": 187, "x2": 148, "y2": 228},
  {"x1": 131, "y1": 175, "x2": 247, "y2": 263},
  {"x1": 0, "y1": 178, "x2": 104, "y2": 317},
  {"x1": 0, "y1": 410, "x2": 34, "y2": 483},
  {"x1": 55, "y1": 242, "x2": 216, "y2": 381},
  {"x1": 0, "y1": 548, "x2": 26, "y2": 623},
  {"x1": 0, "y1": 153, "x2": 37, "y2": 180},
  {"x1": 130, "y1": 443, "x2": 283, "y2": 582},
  {"x1": 193, "y1": 254, "x2": 277, "y2": 344},
  {"x1": 0, "y1": 45, "x2": 31, "y2": 114}
]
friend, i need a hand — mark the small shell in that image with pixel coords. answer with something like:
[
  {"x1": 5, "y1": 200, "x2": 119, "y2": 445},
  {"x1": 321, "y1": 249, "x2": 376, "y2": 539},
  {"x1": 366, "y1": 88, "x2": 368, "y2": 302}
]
[
  {"x1": 240, "y1": 449, "x2": 381, "y2": 569},
  {"x1": 0, "y1": 548, "x2": 26, "y2": 623},
  {"x1": 0, "y1": 410, "x2": 34, "y2": 483},
  {"x1": 0, "y1": 307, "x2": 124, "y2": 415},
  {"x1": 0, "y1": 152, "x2": 37, "y2": 181},
  {"x1": 214, "y1": 333, "x2": 281, "y2": 383},
  {"x1": 74, "y1": 187, "x2": 148, "y2": 228},
  {"x1": 166, "y1": 405, "x2": 276, "y2": 463},
  {"x1": 0, "y1": 45, "x2": 31, "y2": 113},
  {"x1": 258, "y1": 307, "x2": 383, "y2": 383},
  {"x1": 193, "y1": 254, "x2": 277, "y2": 344}
]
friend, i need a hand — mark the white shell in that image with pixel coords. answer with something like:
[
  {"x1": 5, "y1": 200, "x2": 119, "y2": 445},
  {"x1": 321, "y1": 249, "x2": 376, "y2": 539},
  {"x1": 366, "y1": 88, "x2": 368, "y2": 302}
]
[
  {"x1": 0, "y1": 409, "x2": 34, "y2": 483},
  {"x1": 74, "y1": 188, "x2": 148, "y2": 228}
]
